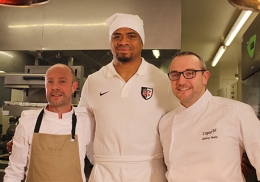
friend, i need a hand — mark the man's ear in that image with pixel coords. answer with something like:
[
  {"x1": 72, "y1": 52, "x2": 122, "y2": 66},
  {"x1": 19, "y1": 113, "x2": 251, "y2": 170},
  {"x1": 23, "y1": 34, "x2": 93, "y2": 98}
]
[
  {"x1": 203, "y1": 71, "x2": 210, "y2": 85},
  {"x1": 72, "y1": 81, "x2": 78, "y2": 94}
]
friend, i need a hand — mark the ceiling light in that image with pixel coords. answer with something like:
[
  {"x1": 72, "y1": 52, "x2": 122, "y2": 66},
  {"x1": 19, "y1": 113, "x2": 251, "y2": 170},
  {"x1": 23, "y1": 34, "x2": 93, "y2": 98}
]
[
  {"x1": 211, "y1": 46, "x2": 226, "y2": 67},
  {"x1": 0, "y1": 51, "x2": 13, "y2": 58},
  {"x1": 152, "y1": 50, "x2": 160, "y2": 59},
  {"x1": 235, "y1": 73, "x2": 239, "y2": 80},
  {"x1": 0, "y1": 71, "x2": 6, "y2": 77},
  {"x1": 224, "y1": 10, "x2": 252, "y2": 46},
  {"x1": 56, "y1": 51, "x2": 61, "y2": 58},
  {"x1": 211, "y1": 10, "x2": 252, "y2": 67}
]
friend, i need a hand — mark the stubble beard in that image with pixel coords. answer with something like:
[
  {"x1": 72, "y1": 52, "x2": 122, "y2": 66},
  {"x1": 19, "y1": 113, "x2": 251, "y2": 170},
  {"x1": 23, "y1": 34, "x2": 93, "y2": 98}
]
[
  {"x1": 116, "y1": 53, "x2": 133, "y2": 63},
  {"x1": 47, "y1": 94, "x2": 71, "y2": 109}
]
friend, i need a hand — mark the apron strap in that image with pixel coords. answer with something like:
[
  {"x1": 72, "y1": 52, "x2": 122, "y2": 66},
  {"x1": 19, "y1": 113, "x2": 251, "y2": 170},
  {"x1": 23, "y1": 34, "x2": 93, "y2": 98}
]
[
  {"x1": 34, "y1": 109, "x2": 44, "y2": 133},
  {"x1": 71, "y1": 111, "x2": 77, "y2": 142},
  {"x1": 34, "y1": 108, "x2": 77, "y2": 142}
]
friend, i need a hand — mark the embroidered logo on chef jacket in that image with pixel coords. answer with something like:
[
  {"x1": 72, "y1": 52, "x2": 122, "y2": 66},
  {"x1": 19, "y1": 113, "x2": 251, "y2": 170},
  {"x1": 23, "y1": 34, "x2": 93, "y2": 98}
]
[
  {"x1": 141, "y1": 87, "x2": 153, "y2": 100},
  {"x1": 201, "y1": 128, "x2": 218, "y2": 140}
]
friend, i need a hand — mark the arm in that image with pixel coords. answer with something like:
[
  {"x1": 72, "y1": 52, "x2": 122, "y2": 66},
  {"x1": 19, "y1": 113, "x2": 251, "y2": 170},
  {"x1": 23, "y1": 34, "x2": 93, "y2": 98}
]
[
  {"x1": 78, "y1": 78, "x2": 89, "y2": 108},
  {"x1": 4, "y1": 114, "x2": 30, "y2": 182},
  {"x1": 85, "y1": 112, "x2": 95, "y2": 164},
  {"x1": 238, "y1": 104, "x2": 260, "y2": 181},
  {"x1": 78, "y1": 78, "x2": 95, "y2": 164}
]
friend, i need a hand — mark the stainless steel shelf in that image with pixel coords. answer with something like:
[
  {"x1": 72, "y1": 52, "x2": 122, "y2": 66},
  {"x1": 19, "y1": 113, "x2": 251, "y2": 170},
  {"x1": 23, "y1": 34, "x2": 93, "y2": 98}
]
[{"x1": 2, "y1": 105, "x2": 45, "y2": 116}]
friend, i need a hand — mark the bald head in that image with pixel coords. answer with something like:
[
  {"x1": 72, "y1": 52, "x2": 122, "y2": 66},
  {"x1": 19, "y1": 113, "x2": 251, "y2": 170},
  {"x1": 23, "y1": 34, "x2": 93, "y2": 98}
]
[
  {"x1": 46, "y1": 64, "x2": 76, "y2": 82},
  {"x1": 45, "y1": 64, "x2": 78, "y2": 112}
]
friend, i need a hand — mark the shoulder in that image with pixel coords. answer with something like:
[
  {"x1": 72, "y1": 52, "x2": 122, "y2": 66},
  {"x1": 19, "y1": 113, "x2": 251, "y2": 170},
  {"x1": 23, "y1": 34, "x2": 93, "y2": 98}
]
[
  {"x1": 18, "y1": 109, "x2": 42, "y2": 128},
  {"x1": 73, "y1": 107, "x2": 93, "y2": 129},
  {"x1": 159, "y1": 109, "x2": 177, "y2": 128},
  {"x1": 211, "y1": 96, "x2": 247, "y2": 107},
  {"x1": 210, "y1": 96, "x2": 254, "y2": 112},
  {"x1": 161, "y1": 108, "x2": 178, "y2": 121},
  {"x1": 73, "y1": 106, "x2": 89, "y2": 115},
  {"x1": 21, "y1": 109, "x2": 43, "y2": 118},
  {"x1": 74, "y1": 106, "x2": 87, "y2": 113},
  {"x1": 73, "y1": 106, "x2": 92, "y2": 118}
]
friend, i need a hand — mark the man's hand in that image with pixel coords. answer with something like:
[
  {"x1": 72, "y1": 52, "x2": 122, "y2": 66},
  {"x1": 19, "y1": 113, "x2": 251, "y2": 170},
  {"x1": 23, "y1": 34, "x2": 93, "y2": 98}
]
[
  {"x1": 6, "y1": 139, "x2": 13, "y2": 154},
  {"x1": 241, "y1": 152, "x2": 255, "y2": 176}
]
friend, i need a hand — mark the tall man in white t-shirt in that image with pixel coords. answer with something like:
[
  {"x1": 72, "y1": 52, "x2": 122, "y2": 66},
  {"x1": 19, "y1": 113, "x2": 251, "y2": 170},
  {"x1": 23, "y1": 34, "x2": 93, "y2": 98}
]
[{"x1": 78, "y1": 13, "x2": 179, "y2": 182}]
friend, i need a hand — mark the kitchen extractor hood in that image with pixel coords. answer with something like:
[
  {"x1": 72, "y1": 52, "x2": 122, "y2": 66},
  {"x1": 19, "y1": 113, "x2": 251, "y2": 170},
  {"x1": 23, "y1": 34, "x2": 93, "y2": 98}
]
[
  {"x1": 0, "y1": 0, "x2": 181, "y2": 51},
  {"x1": 4, "y1": 73, "x2": 45, "y2": 89}
]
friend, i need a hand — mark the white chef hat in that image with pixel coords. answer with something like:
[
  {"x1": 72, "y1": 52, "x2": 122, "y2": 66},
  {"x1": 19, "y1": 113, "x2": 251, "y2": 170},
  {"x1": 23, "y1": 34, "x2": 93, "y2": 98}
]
[{"x1": 105, "y1": 13, "x2": 145, "y2": 44}]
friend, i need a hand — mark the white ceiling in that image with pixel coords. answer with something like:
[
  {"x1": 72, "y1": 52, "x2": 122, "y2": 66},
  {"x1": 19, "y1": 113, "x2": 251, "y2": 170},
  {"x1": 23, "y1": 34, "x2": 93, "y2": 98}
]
[{"x1": 181, "y1": 0, "x2": 258, "y2": 80}]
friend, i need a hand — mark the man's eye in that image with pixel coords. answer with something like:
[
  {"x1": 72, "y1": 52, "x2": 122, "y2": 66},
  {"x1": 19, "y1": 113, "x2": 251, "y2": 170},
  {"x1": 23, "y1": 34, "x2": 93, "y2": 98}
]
[
  {"x1": 185, "y1": 71, "x2": 194, "y2": 77},
  {"x1": 172, "y1": 73, "x2": 179, "y2": 77},
  {"x1": 129, "y1": 35, "x2": 136, "y2": 39},
  {"x1": 187, "y1": 71, "x2": 193, "y2": 75},
  {"x1": 112, "y1": 35, "x2": 120, "y2": 39}
]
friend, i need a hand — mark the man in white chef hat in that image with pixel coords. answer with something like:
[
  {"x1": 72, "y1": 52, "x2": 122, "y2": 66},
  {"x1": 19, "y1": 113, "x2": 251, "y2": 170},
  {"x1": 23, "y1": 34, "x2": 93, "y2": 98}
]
[{"x1": 78, "y1": 13, "x2": 179, "y2": 181}]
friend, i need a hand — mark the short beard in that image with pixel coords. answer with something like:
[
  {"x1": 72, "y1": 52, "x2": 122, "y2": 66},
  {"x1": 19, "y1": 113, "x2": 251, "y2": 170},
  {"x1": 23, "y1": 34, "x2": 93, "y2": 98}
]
[
  {"x1": 47, "y1": 95, "x2": 71, "y2": 109},
  {"x1": 116, "y1": 53, "x2": 132, "y2": 63}
]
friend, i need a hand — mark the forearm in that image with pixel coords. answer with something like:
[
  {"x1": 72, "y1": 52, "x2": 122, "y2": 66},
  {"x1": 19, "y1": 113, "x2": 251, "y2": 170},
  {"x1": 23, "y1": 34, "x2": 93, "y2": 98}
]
[{"x1": 4, "y1": 125, "x2": 29, "y2": 181}]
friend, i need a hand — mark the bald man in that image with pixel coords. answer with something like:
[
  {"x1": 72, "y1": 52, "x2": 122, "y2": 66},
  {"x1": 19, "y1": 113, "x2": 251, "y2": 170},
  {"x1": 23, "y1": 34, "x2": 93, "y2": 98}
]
[{"x1": 4, "y1": 64, "x2": 93, "y2": 182}]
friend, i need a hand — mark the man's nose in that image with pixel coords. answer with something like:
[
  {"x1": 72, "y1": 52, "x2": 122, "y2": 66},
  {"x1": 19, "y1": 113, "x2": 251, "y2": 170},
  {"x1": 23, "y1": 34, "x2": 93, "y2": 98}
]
[
  {"x1": 118, "y1": 36, "x2": 129, "y2": 45},
  {"x1": 51, "y1": 83, "x2": 60, "y2": 90},
  {"x1": 177, "y1": 73, "x2": 187, "y2": 83}
]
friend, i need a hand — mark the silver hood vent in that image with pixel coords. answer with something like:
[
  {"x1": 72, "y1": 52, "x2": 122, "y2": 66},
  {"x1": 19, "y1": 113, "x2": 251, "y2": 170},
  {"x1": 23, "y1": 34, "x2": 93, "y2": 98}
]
[
  {"x1": 0, "y1": 0, "x2": 181, "y2": 51},
  {"x1": 4, "y1": 73, "x2": 45, "y2": 89}
]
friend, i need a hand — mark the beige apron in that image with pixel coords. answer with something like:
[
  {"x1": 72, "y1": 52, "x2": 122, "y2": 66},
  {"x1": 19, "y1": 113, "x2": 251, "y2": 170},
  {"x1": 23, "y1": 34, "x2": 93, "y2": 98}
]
[{"x1": 26, "y1": 109, "x2": 83, "y2": 182}]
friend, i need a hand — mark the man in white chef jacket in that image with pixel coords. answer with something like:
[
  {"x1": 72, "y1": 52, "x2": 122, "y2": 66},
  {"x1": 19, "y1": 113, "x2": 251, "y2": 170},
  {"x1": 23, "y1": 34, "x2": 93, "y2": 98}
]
[
  {"x1": 159, "y1": 51, "x2": 260, "y2": 182},
  {"x1": 78, "y1": 13, "x2": 179, "y2": 181},
  {"x1": 4, "y1": 64, "x2": 94, "y2": 182}
]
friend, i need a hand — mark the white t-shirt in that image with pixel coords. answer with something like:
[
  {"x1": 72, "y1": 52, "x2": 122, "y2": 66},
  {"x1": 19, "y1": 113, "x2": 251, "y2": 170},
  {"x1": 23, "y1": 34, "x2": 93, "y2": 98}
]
[{"x1": 79, "y1": 58, "x2": 179, "y2": 182}]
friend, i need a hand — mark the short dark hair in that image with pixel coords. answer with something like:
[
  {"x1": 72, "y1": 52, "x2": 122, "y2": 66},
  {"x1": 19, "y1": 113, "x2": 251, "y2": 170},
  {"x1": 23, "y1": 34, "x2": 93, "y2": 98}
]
[{"x1": 172, "y1": 51, "x2": 207, "y2": 70}]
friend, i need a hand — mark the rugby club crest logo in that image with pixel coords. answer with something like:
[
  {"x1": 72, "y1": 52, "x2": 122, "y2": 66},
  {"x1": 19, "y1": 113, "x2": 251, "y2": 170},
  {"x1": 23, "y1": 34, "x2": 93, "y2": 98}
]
[{"x1": 141, "y1": 87, "x2": 153, "y2": 100}]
